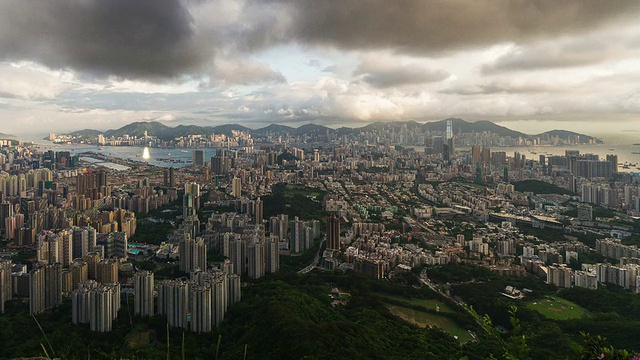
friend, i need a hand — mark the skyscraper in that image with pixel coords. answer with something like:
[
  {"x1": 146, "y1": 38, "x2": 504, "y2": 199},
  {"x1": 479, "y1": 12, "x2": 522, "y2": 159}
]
[
  {"x1": 134, "y1": 271, "x2": 154, "y2": 317},
  {"x1": 83, "y1": 252, "x2": 101, "y2": 280},
  {"x1": 157, "y1": 280, "x2": 189, "y2": 329},
  {"x1": 70, "y1": 259, "x2": 88, "y2": 290},
  {"x1": 189, "y1": 285, "x2": 212, "y2": 333},
  {"x1": 163, "y1": 167, "x2": 175, "y2": 188},
  {"x1": 0, "y1": 260, "x2": 12, "y2": 313},
  {"x1": 231, "y1": 177, "x2": 242, "y2": 197},
  {"x1": 471, "y1": 145, "x2": 481, "y2": 164},
  {"x1": 97, "y1": 259, "x2": 119, "y2": 284},
  {"x1": 29, "y1": 267, "x2": 45, "y2": 314},
  {"x1": 327, "y1": 216, "x2": 340, "y2": 251},
  {"x1": 247, "y1": 241, "x2": 265, "y2": 279},
  {"x1": 289, "y1": 217, "x2": 303, "y2": 253},
  {"x1": 211, "y1": 149, "x2": 230, "y2": 174},
  {"x1": 73, "y1": 227, "x2": 89, "y2": 259},
  {"x1": 445, "y1": 119, "x2": 455, "y2": 158},
  {"x1": 78, "y1": 282, "x2": 121, "y2": 332},
  {"x1": 265, "y1": 235, "x2": 280, "y2": 274},
  {"x1": 254, "y1": 197, "x2": 263, "y2": 224},
  {"x1": 44, "y1": 263, "x2": 62, "y2": 310},
  {"x1": 179, "y1": 236, "x2": 207, "y2": 273},
  {"x1": 192, "y1": 150, "x2": 205, "y2": 167}
]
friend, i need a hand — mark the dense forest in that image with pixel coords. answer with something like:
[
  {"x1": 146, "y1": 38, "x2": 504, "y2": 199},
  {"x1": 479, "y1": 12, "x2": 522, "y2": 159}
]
[{"x1": 1, "y1": 267, "x2": 638, "y2": 359}]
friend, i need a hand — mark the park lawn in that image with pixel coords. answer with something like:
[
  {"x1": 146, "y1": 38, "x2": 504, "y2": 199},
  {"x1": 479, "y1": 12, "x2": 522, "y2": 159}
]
[
  {"x1": 376, "y1": 293, "x2": 455, "y2": 314},
  {"x1": 527, "y1": 296, "x2": 590, "y2": 320},
  {"x1": 386, "y1": 304, "x2": 473, "y2": 343}
]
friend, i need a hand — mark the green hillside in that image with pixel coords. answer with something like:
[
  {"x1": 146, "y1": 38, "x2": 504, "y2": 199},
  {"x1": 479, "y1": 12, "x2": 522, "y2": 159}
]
[{"x1": 513, "y1": 180, "x2": 574, "y2": 195}]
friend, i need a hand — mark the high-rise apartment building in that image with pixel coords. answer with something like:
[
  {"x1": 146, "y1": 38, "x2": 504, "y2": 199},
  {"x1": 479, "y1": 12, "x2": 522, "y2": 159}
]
[
  {"x1": 327, "y1": 216, "x2": 341, "y2": 251},
  {"x1": 97, "y1": 259, "x2": 119, "y2": 284},
  {"x1": 265, "y1": 235, "x2": 280, "y2": 274},
  {"x1": 269, "y1": 214, "x2": 289, "y2": 242},
  {"x1": 134, "y1": 271, "x2": 154, "y2": 317},
  {"x1": 163, "y1": 167, "x2": 175, "y2": 188},
  {"x1": 157, "y1": 280, "x2": 189, "y2": 329},
  {"x1": 72, "y1": 281, "x2": 120, "y2": 332},
  {"x1": 211, "y1": 149, "x2": 230, "y2": 174},
  {"x1": 29, "y1": 263, "x2": 63, "y2": 315},
  {"x1": 179, "y1": 236, "x2": 207, "y2": 273},
  {"x1": 0, "y1": 260, "x2": 12, "y2": 313},
  {"x1": 61, "y1": 269, "x2": 73, "y2": 293},
  {"x1": 44, "y1": 263, "x2": 62, "y2": 310},
  {"x1": 70, "y1": 259, "x2": 88, "y2": 291},
  {"x1": 192, "y1": 150, "x2": 205, "y2": 167},
  {"x1": 189, "y1": 285, "x2": 212, "y2": 333},
  {"x1": 83, "y1": 252, "x2": 101, "y2": 280},
  {"x1": 29, "y1": 267, "x2": 45, "y2": 314},
  {"x1": 247, "y1": 241, "x2": 265, "y2": 279},
  {"x1": 231, "y1": 177, "x2": 242, "y2": 197}
]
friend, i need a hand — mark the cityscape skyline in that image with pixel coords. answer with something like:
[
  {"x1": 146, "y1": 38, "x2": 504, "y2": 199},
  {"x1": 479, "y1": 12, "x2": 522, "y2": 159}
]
[
  {"x1": 1, "y1": 1, "x2": 640, "y2": 135},
  {"x1": 3, "y1": 2, "x2": 640, "y2": 358}
]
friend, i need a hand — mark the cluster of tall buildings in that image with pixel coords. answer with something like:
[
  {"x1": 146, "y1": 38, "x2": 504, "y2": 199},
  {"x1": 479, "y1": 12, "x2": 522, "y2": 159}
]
[
  {"x1": 545, "y1": 262, "x2": 640, "y2": 293},
  {"x1": 29, "y1": 264, "x2": 63, "y2": 314},
  {"x1": 268, "y1": 214, "x2": 321, "y2": 253},
  {"x1": 158, "y1": 269, "x2": 240, "y2": 333},
  {"x1": 596, "y1": 238, "x2": 640, "y2": 260},
  {"x1": 35, "y1": 226, "x2": 128, "y2": 265},
  {"x1": 29, "y1": 255, "x2": 118, "y2": 315},
  {"x1": 199, "y1": 213, "x2": 280, "y2": 278},
  {"x1": 71, "y1": 280, "x2": 121, "y2": 332},
  {"x1": 581, "y1": 183, "x2": 618, "y2": 208},
  {"x1": 76, "y1": 171, "x2": 108, "y2": 201}
]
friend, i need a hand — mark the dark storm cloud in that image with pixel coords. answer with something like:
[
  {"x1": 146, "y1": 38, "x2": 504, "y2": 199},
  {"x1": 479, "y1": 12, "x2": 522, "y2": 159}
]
[
  {"x1": 1, "y1": 0, "x2": 638, "y2": 82},
  {"x1": 355, "y1": 61, "x2": 449, "y2": 88},
  {"x1": 275, "y1": 0, "x2": 639, "y2": 54},
  {"x1": 0, "y1": 0, "x2": 210, "y2": 79}
]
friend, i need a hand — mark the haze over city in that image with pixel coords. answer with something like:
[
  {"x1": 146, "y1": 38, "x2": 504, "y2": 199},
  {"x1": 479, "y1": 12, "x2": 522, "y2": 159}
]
[{"x1": 1, "y1": 1, "x2": 640, "y2": 136}]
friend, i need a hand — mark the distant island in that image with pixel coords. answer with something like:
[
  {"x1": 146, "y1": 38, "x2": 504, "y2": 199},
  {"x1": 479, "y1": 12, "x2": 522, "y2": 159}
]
[
  {"x1": 49, "y1": 118, "x2": 603, "y2": 147},
  {"x1": 0, "y1": 132, "x2": 15, "y2": 139}
]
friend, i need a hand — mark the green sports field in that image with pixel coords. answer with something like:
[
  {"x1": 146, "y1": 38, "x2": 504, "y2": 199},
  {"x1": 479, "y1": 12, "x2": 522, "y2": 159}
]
[{"x1": 527, "y1": 296, "x2": 590, "y2": 320}]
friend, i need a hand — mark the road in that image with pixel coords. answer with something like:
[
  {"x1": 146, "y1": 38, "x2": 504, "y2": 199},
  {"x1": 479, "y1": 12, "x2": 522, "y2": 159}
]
[{"x1": 298, "y1": 237, "x2": 326, "y2": 274}]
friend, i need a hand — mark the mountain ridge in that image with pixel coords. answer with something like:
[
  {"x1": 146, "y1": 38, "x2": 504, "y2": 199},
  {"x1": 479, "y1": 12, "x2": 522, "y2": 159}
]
[
  {"x1": 0, "y1": 132, "x2": 15, "y2": 139},
  {"x1": 63, "y1": 119, "x2": 602, "y2": 144}
]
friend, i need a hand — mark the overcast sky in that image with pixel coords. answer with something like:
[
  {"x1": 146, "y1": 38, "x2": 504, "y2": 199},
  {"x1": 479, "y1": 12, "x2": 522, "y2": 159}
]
[{"x1": 1, "y1": 0, "x2": 640, "y2": 136}]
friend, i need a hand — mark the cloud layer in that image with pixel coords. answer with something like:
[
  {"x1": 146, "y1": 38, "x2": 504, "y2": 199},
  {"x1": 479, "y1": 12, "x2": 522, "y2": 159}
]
[
  {"x1": 1, "y1": 0, "x2": 640, "y2": 134},
  {"x1": 1, "y1": 0, "x2": 637, "y2": 80}
]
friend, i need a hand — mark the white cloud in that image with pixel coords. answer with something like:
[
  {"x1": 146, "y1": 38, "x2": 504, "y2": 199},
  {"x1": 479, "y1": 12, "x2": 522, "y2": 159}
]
[{"x1": 0, "y1": 61, "x2": 76, "y2": 99}]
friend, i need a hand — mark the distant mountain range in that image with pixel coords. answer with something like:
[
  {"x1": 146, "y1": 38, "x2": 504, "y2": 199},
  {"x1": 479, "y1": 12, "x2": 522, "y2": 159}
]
[{"x1": 62, "y1": 118, "x2": 602, "y2": 144}]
